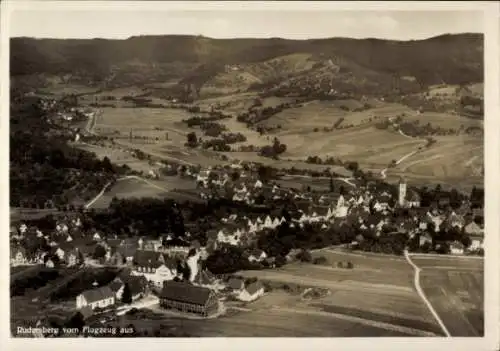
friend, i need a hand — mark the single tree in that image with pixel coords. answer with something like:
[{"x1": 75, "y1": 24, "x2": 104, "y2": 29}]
[
  {"x1": 186, "y1": 132, "x2": 198, "y2": 148},
  {"x1": 121, "y1": 282, "x2": 132, "y2": 304},
  {"x1": 92, "y1": 245, "x2": 107, "y2": 260}
]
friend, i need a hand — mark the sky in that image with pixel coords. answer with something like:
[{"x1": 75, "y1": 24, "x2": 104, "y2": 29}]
[{"x1": 7, "y1": 3, "x2": 484, "y2": 41}]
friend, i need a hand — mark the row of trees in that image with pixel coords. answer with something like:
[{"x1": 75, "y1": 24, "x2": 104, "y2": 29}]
[
  {"x1": 200, "y1": 132, "x2": 247, "y2": 151},
  {"x1": 236, "y1": 103, "x2": 291, "y2": 125}
]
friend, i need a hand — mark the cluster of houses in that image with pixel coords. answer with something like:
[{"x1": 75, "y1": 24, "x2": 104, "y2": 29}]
[
  {"x1": 10, "y1": 155, "x2": 484, "y2": 321},
  {"x1": 73, "y1": 244, "x2": 265, "y2": 318},
  {"x1": 10, "y1": 214, "x2": 266, "y2": 319},
  {"x1": 191, "y1": 171, "x2": 484, "y2": 256}
]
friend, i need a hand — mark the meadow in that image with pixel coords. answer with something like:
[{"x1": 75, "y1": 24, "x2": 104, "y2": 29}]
[
  {"x1": 236, "y1": 249, "x2": 443, "y2": 336},
  {"x1": 94, "y1": 106, "x2": 228, "y2": 167},
  {"x1": 118, "y1": 302, "x2": 415, "y2": 337},
  {"x1": 397, "y1": 136, "x2": 483, "y2": 178},
  {"x1": 75, "y1": 142, "x2": 154, "y2": 173},
  {"x1": 95, "y1": 107, "x2": 192, "y2": 141},
  {"x1": 403, "y1": 111, "x2": 483, "y2": 130},
  {"x1": 87, "y1": 176, "x2": 197, "y2": 210},
  {"x1": 412, "y1": 255, "x2": 484, "y2": 337}
]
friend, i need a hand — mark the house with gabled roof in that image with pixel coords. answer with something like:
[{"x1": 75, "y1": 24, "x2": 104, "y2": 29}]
[
  {"x1": 10, "y1": 246, "x2": 27, "y2": 266},
  {"x1": 64, "y1": 248, "x2": 81, "y2": 267},
  {"x1": 263, "y1": 215, "x2": 273, "y2": 228},
  {"x1": 247, "y1": 249, "x2": 267, "y2": 263},
  {"x1": 464, "y1": 221, "x2": 484, "y2": 250},
  {"x1": 445, "y1": 212, "x2": 466, "y2": 230},
  {"x1": 76, "y1": 286, "x2": 115, "y2": 310},
  {"x1": 450, "y1": 241, "x2": 465, "y2": 255},
  {"x1": 237, "y1": 281, "x2": 264, "y2": 302},
  {"x1": 133, "y1": 251, "x2": 178, "y2": 287},
  {"x1": 406, "y1": 190, "x2": 421, "y2": 208},
  {"x1": 464, "y1": 221, "x2": 483, "y2": 236},
  {"x1": 227, "y1": 277, "x2": 245, "y2": 291},
  {"x1": 108, "y1": 278, "x2": 125, "y2": 300},
  {"x1": 419, "y1": 232, "x2": 433, "y2": 247},
  {"x1": 192, "y1": 268, "x2": 218, "y2": 289},
  {"x1": 311, "y1": 205, "x2": 329, "y2": 220},
  {"x1": 115, "y1": 243, "x2": 137, "y2": 263},
  {"x1": 335, "y1": 201, "x2": 349, "y2": 218},
  {"x1": 272, "y1": 217, "x2": 281, "y2": 228},
  {"x1": 427, "y1": 212, "x2": 444, "y2": 232},
  {"x1": 159, "y1": 281, "x2": 219, "y2": 317}
]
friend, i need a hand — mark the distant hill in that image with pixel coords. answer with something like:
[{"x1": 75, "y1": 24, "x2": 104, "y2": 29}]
[{"x1": 10, "y1": 33, "x2": 483, "y2": 95}]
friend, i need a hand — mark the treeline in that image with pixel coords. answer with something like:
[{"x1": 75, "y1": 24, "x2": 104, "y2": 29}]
[
  {"x1": 60, "y1": 196, "x2": 298, "y2": 253},
  {"x1": 201, "y1": 133, "x2": 247, "y2": 151},
  {"x1": 120, "y1": 96, "x2": 165, "y2": 108},
  {"x1": 204, "y1": 221, "x2": 410, "y2": 274},
  {"x1": 417, "y1": 184, "x2": 482, "y2": 209},
  {"x1": 237, "y1": 103, "x2": 291, "y2": 125},
  {"x1": 183, "y1": 115, "x2": 231, "y2": 138},
  {"x1": 375, "y1": 118, "x2": 482, "y2": 137},
  {"x1": 10, "y1": 99, "x2": 123, "y2": 209}
]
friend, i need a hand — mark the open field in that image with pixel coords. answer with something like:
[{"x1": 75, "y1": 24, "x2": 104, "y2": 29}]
[
  {"x1": 84, "y1": 96, "x2": 482, "y2": 188},
  {"x1": 337, "y1": 102, "x2": 416, "y2": 127},
  {"x1": 396, "y1": 136, "x2": 483, "y2": 178},
  {"x1": 87, "y1": 176, "x2": 197, "y2": 209},
  {"x1": 119, "y1": 305, "x2": 415, "y2": 337},
  {"x1": 412, "y1": 255, "x2": 484, "y2": 336},
  {"x1": 93, "y1": 107, "x2": 229, "y2": 167},
  {"x1": 115, "y1": 138, "x2": 226, "y2": 167},
  {"x1": 38, "y1": 84, "x2": 99, "y2": 97},
  {"x1": 194, "y1": 92, "x2": 258, "y2": 113},
  {"x1": 236, "y1": 249, "x2": 443, "y2": 336},
  {"x1": 120, "y1": 289, "x2": 433, "y2": 337},
  {"x1": 74, "y1": 142, "x2": 155, "y2": 173},
  {"x1": 256, "y1": 101, "x2": 415, "y2": 130},
  {"x1": 403, "y1": 112, "x2": 483, "y2": 130},
  {"x1": 10, "y1": 208, "x2": 64, "y2": 222},
  {"x1": 278, "y1": 126, "x2": 422, "y2": 160},
  {"x1": 95, "y1": 107, "x2": 192, "y2": 141},
  {"x1": 258, "y1": 100, "x2": 348, "y2": 130}
]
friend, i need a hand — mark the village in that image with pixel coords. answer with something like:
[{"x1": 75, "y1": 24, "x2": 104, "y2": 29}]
[
  {"x1": 10, "y1": 146, "x2": 485, "y2": 336},
  {"x1": 9, "y1": 88, "x2": 486, "y2": 338}
]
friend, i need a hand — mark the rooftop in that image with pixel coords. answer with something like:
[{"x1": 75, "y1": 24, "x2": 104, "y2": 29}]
[{"x1": 160, "y1": 280, "x2": 213, "y2": 306}]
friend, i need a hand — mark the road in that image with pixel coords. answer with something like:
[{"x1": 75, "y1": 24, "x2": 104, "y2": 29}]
[
  {"x1": 378, "y1": 127, "x2": 427, "y2": 179},
  {"x1": 380, "y1": 150, "x2": 420, "y2": 179},
  {"x1": 84, "y1": 108, "x2": 100, "y2": 135},
  {"x1": 404, "y1": 250, "x2": 450, "y2": 337}
]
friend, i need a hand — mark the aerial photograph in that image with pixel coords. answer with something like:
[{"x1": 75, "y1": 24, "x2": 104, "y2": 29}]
[{"x1": 8, "y1": 5, "x2": 485, "y2": 339}]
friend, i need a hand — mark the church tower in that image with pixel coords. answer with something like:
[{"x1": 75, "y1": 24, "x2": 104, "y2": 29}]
[{"x1": 398, "y1": 176, "x2": 407, "y2": 207}]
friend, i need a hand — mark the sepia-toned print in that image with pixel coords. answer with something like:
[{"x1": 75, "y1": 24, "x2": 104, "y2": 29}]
[{"x1": 7, "y1": 3, "x2": 489, "y2": 340}]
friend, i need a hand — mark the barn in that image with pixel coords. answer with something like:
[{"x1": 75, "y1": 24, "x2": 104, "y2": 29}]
[{"x1": 159, "y1": 281, "x2": 219, "y2": 317}]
